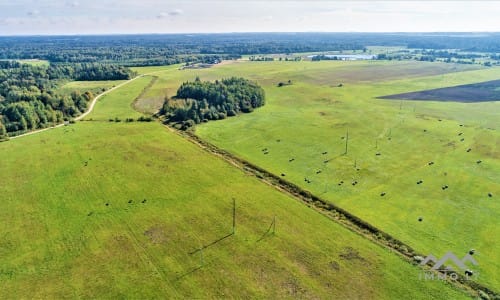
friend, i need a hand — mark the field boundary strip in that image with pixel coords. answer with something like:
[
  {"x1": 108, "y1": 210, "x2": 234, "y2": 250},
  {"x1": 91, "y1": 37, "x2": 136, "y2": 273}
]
[
  {"x1": 132, "y1": 75, "x2": 159, "y2": 113},
  {"x1": 167, "y1": 126, "x2": 499, "y2": 299}
]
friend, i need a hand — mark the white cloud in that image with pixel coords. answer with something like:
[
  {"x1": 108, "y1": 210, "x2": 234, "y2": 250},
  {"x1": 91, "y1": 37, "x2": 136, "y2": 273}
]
[
  {"x1": 27, "y1": 9, "x2": 40, "y2": 17},
  {"x1": 157, "y1": 9, "x2": 182, "y2": 19},
  {"x1": 157, "y1": 12, "x2": 168, "y2": 19},
  {"x1": 168, "y1": 9, "x2": 183, "y2": 16}
]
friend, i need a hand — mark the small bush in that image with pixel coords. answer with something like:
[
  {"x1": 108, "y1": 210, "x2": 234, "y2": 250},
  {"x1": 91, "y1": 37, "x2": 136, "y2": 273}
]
[
  {"x1": 181, "y1": 119, "x2": 195, "y2": 130},
  {"x1": 137, "y1": 116, "x2": 153, "y2": 122}
]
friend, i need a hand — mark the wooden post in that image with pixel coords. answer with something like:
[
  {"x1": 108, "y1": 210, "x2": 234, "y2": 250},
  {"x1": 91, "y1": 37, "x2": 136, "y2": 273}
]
[
  {"x1": 232, "y1": 198, "x2": 236, "y2": 235},
  {"x1": 272, "y1": 216, "x2": 276, "y2": 235},
  {"x1": 344, "y1": 129, "x2": 349, "y2": 155}
]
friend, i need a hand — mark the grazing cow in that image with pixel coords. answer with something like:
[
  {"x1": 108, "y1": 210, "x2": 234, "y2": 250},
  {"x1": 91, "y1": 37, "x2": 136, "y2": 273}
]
[
  {"x1": 142, "y1": 199, "x2": 147, "y2": 203},
  {"x1": 380, "y1": 192, "x2": 386, "y2": 196},
  {"x1": 418, "y1": 217, "x2": 423, "y2": 222}
]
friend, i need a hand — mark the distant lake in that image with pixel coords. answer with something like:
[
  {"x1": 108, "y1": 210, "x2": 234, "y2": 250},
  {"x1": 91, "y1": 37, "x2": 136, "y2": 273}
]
[{"x1": 308, "y1": 54, "x2": 376, "y2": 60}]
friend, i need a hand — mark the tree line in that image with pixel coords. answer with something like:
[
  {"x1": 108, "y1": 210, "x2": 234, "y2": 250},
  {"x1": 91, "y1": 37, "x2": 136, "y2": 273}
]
[
  {"x1": 0, "y1": 62, "x2": 136, "y2": 138},
  {"x1": 160, "y1": 77, "x2": 265, "y2": 130}
]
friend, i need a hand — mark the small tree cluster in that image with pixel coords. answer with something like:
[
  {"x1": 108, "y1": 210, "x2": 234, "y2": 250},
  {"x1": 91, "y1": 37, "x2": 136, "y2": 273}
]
[{"x1": 160, "y1": 77, "x2": 265, "y2": 129}]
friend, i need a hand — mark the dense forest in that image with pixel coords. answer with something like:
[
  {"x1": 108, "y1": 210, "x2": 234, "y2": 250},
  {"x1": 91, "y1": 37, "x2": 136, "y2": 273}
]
[
  {"x1": 2, "y1": 33, "x2": 500, "y2": 66},
  {"x1": 160, "y1": 77, "x2": 265, "y2": 129},
  {"x1": 0, "y1": 34, "x2": 362, "y2": 65},
  {"x1": 0, "y1": 61, "x2": 136, "y2": 138}
]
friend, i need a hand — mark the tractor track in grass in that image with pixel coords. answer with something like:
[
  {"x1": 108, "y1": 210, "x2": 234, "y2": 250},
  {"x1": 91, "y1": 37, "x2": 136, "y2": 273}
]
[{"x1": 165, "y1": 125, "x2": 498, "y2": 299}]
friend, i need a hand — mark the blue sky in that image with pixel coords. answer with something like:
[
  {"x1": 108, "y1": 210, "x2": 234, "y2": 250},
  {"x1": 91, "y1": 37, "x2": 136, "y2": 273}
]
[{"x1": 0, "y1": 1, "x2": 499, "y2": 35}]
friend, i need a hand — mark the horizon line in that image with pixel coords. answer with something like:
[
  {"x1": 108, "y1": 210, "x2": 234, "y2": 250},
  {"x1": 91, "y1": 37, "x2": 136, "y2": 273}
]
[{"x1": 1, "y1": 31, "x2": 498, "y2": 37}]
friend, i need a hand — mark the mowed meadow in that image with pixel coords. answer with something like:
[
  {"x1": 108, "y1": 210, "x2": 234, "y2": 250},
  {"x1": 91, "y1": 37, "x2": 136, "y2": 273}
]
[
  {"x1": 132, "y1": 60, "x2": 499, "y2": 290},
  {"x1": 0, "y1": 69, "x2": 471, "y2": 298}
]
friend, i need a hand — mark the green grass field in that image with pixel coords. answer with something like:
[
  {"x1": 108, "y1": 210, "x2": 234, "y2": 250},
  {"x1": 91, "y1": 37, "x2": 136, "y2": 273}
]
[
  {"x1": 59, "y1": 80, "x2": 125, "y2": 97},
  {"x1": 131, "y1": 60, "x2": 499, "y2": 290},
  {"x1": 16, "y1": 59, "x2": 51, "y2": 67},
  {"x1": 0, "y1": 62, "x2": 474, "y2": 298}
]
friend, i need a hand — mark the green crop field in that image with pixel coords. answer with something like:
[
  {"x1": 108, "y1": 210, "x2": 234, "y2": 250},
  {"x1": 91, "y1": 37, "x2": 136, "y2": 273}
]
[
  {"x1": 0, "y1": 61, "x2": 474, "y2": 298},
  {"x1": 129, "y1": 60, "x2": 500, "y2": 290}
]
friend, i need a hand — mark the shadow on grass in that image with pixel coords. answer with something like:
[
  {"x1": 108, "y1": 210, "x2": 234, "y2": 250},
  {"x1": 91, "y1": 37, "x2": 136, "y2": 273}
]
[
  {"x1": 188, "y1": 232, "x2": 234, "y2": 255},
  {"x1": 175, "y1": 265, "x2": 203, "y2": 281},
  {"x1": 176, "y1": 232, "x2": 234, "y2": 281},
  {"x1": 257, "y1": 218, "x2": 275, "y2": 243}
]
